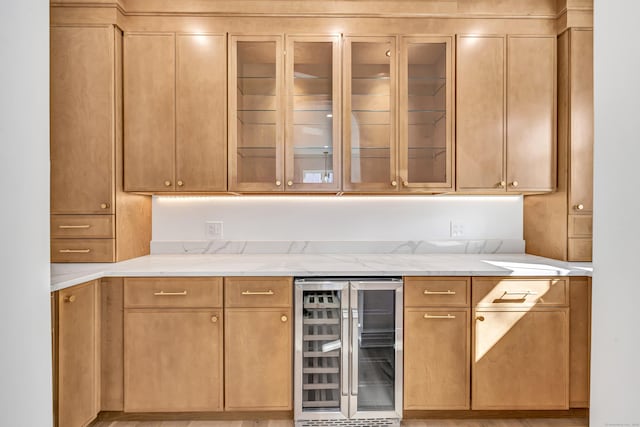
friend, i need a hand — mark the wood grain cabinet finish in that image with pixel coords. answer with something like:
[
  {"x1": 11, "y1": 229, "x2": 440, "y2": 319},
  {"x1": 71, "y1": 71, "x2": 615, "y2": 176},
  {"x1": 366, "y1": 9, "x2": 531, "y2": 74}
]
[
  {"x1": 471, "y1": 277, "x2": 570, "y2": 410},
  {"x1": 51, "y1": 26, "x2": 115, "y2": 215},
  {"x1": 124, "y1": 33, "x2": 227, "y2": 192},
  {"x1": 57, "y1": 280, "x2": 100, "y2": 427},
  {"x1": 524, "y1": 29, "x2": 593, "y2": 261},
  {"x1": 569, "y1": 277, "x2": 591, "y2": 408},
  {"x1": 50, "y1": 25, "x2": 151, "y2": 263},
  {"x1": 457, "y1": 35, "x2": 556, "y2": 193},
  {"x1": 224, "y1": 277, "x2": 292, "y2": 410},
  {"x1": 123, "y1": 277, "x2": 224, "y2": 412}
]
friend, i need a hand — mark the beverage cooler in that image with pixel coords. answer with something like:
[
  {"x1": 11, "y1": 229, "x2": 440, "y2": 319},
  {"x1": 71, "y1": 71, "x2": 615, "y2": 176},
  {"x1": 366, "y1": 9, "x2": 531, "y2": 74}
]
[{"x1": 294, "y1": 278, "x2": 403, "y2": 427}]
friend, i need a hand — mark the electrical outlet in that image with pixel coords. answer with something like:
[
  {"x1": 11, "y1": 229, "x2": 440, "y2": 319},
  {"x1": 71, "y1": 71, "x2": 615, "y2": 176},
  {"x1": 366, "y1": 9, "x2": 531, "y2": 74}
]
[
  {"x1": 450, "y1": 221, "x2": 465, "y2": 237},
  {"x1": 205, "y1": 221, "x2": 223, "y2": 240}
]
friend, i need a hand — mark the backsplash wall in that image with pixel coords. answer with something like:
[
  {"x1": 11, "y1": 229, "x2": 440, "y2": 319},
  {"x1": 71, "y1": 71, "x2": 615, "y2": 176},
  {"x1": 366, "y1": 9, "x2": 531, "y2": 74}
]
[{"x1": 152, "y1": 196, "x2": 523, "y2": 251}]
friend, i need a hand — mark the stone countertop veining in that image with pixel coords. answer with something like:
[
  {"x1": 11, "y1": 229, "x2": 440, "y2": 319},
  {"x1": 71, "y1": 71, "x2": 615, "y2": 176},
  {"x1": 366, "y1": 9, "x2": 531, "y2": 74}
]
[{"x1": 50, "y1": 253, "x2": 593, "y2": 292}]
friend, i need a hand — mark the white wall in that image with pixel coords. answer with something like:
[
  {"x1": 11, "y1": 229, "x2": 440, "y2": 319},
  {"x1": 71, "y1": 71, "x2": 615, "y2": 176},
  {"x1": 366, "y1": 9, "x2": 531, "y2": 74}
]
[
  {"x1": 591, "y1": 1, "x2": 640, "y2": 425},
  {"x1": 0, "y1": 1, "x2": 52, "y2": 426},
  {"x1": 152, "y1": 195, "x2": 523, "y2": 241}
]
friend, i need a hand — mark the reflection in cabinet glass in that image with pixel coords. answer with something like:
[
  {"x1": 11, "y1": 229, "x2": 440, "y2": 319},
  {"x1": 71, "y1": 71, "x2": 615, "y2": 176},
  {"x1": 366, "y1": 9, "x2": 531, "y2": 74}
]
[
  {"x1": 399, "y1": 37, "x2": 453, "y2": 191},
  {"x1": 229, "y1": 36, "x2": 283, "y2": 191},
  {"x1": 285, "y1": 36, "x2": 341, "y2": 191},
  {"x1": 344, "y1": 37, "x2": 397, "y2": 191}
]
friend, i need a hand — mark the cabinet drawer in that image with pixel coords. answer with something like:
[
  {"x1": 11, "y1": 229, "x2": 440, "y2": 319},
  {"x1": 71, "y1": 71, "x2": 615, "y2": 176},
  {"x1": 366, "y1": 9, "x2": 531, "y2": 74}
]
[
  {"x1": 51, "y1": 214, "x2": 114, "y2": 238},
  {"x1": 404, "y1": 277, "x2": 470, "y2": 307},
  {"x1": 124, "y1": 277, "x2": 222, "y2": 308},
  {"x1": 568, "y1": 238, "x2": 592, "y2": 262},
  {"x1": 568, "y1": 215, "x2": 592, "y2": 237},
  {"x1": 472, "y1": 278, "x2": 568, "y2": 307},
  {"x1": 51, "y1": 238, "x2": 115, "y2": 262},
  {"x1": 225, "y1": 277, "x2": 292, "y2": 308}
]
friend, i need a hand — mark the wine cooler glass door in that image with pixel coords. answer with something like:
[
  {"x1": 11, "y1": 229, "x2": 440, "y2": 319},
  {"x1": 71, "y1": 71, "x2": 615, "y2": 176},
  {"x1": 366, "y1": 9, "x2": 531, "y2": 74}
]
[
  {"x1": 295, "y1": 280, "x2": 350, "y2": 420},
  {"x1": 349, "y1": 280, "x2": 403, "y2": 420}
]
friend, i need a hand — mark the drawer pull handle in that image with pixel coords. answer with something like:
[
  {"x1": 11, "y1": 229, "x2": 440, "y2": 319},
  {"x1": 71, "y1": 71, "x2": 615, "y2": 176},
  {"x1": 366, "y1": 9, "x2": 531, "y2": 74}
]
[
  {"x1": 503, "y1": 291, "x2": 538, "y2": 297},
  {"x1": 477, "y1": 316, "x2": 485, "y2": 322},
  {"x1": 211, "y1": 315, "x2": 218, "y2": 323},
  {"x1": 64, "y1": 295, "x2": 76, "y2": 303},
  {"x1": 58, "y1": 225, "x2": 91, "y2": 229},
  {"x1": 281, "y1": 315, "x2": 288, "y2": 322},
  {"x1": 59, "y1": 249, "x2": 91, "y2": 253},
  {"x1": 242, "y1": 290, "x2": 274, "y2": 296},
  {"x1": 423, "y1": 289, "x2": 456, "y2": 295},
  {"x1": 153, "y1": 290, "x2": 188, "y2": 296},
  {"x1": 424, "y1": 313, "x2": 456, "y2": 319}
]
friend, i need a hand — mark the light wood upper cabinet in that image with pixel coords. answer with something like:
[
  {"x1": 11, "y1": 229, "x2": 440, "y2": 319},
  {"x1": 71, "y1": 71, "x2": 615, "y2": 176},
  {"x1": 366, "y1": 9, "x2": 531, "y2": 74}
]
[
  {"x1": 343, "y1": 36, "x2": 398, "y2": 192},
  {"x1": 229, "y1": 35, "x2": 285, "y2": 192},
  {"x1": 124, "y1": 33, "x2": 227, "y2": 192},
  {"x1": 176, "y1": 34, "x2": 228, "y2": 191},
  {"x1": 457, "y1": 35, "x2": 556, "y2": 193},
  {"x1": 124, "y1": 33, "x2": 176, "y2": 192},
  {"x1": 399, "y1": 36, "x2": 454, "y2": 191},
  {"x1": 51, "y1": 26, "x2": 114, "y2": 214},
  {"x1": 506, "y1": 35, "x2": 556, "y2": 192},
  {"x1": 456, "y1": 35, "x2": 505, "y2": 191},
  {"x1": 285, "y1": 35, "x2": 341, "y2": 192},
  {"x1": 57, "y1": 281, "x2": 99, "y2": 427},
  {"x1": 568, "y1": 29, "x2": 594, "y2": 214}
]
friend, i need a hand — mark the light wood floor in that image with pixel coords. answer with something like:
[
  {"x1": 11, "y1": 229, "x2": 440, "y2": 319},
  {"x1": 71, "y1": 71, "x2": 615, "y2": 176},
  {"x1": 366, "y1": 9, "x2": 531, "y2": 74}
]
[{"x1": 93, "y1": 419, "x2": 588, "y2": 427}]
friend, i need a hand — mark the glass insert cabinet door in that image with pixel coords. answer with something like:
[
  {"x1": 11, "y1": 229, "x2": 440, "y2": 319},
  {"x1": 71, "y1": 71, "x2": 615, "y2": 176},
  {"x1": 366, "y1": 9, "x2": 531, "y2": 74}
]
[
  {"x1": 285, "y1": 35, "x2": 341, "y2": 192},
  {"x1": 343, "y1": 37, "x2": 398, "y2": 192},
  {"x1": 228, "y1": 35, "x2": 284, "y2": 192},
  {"x1": 398, "y1": 36, "x2": 453, "y2": 191}
]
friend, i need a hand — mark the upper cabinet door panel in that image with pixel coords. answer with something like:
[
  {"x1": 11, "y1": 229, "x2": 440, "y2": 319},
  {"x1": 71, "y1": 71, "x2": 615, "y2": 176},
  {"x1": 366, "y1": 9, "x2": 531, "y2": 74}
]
[
  {"x1": 456, "y1": 35, "x2": 505, "y2": 191},
  {"x1": 285, "y1": 35, "x2": 341, "y2": 192},
  {"x1": 176, "y1": 34, "x2": 227, "y2": 192},
  {"x1": 51, "y1": 26, "x2": 115, "y2": 214},
  {"x1": 124, "y1": 33, "x2": 176, "y2": 192},
  {"x1": 343, "y1": 37, "x2": 398, "y2": 192},
  {"x1": 506, "y1": 35, "x2": 556, "y2": 192},
  {"x1": 229, "y1": 36, "x2": 284, "y2": 192},
  {"x1": 399, "y1": 36, "x2": 454, "y2": 191},
  {"x1": 568, "y1": 29, "x2": 594, "y2": 213}
]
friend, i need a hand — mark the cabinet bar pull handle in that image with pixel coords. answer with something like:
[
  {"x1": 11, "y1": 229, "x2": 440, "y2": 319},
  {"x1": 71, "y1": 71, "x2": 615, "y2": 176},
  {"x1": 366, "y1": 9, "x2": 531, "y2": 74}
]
[
  {"x1": 58, "y1": 225, "x2": 91, "y2": 229},
  {"x1": 503, "y1": 291, "x2": 538, "y2": 296},
  {"x1": 424, "y1": 313, "x2": 456, "y2": 319},
  {"x1": 59, "y1": 249, "x2": 91, "y2": 253},
  {"x1": 423, "y1": 289, "x2": 456, "y2": 295},
  {"x1": 153, "y1": 290, "x2": 188, "y2": 296},
  {"x1": 241, "y1": 290, "x2": 274, "y2": 296}
]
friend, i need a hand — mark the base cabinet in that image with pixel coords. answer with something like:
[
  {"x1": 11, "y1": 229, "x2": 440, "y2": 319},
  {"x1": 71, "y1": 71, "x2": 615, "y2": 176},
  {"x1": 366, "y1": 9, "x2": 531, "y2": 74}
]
[
  {"x1": 224, "y1": 277, "x2": 293, "y2": 411},
  {"x1": 57, "y1": 281, "x2": 99, "y2": 427},
  {"x1": 123, "y1": 278, "x2": 224, "y2": 412},
  {"x1": 124, "y1": 310, "x2": 223, "y2": 412}
]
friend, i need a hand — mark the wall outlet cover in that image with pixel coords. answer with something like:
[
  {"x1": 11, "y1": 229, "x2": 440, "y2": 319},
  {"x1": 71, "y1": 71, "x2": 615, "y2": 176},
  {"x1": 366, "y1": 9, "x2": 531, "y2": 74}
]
[{"x1": 205, "y1": 221, "x2": 223, "y2": 240}]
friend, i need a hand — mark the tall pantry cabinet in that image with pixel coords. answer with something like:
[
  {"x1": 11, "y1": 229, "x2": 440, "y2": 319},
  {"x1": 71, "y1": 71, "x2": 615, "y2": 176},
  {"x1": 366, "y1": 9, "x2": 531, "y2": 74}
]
[
  {"x1": 50, "y1": 25, "x2": 150, "y2": 262},
  {"x1": 524, "y1": 28, "x2": 594, "y2": 261}
]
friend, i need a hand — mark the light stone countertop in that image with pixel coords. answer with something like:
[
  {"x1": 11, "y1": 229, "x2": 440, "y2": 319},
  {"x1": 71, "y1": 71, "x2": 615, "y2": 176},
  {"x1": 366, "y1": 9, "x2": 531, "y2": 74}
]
[{"x1": 51, "y1": 253, "x2": 593, "y2": 292}]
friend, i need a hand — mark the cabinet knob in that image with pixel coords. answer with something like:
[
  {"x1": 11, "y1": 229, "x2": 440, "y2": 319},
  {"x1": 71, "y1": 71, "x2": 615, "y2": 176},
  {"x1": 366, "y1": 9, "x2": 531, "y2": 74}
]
[
  {"x1": 64, "y1": 295, "x2": 76, "y2": 303},
  {"x1": 275, "y1": 180, "x2": 282, "y2": 187},
  {"x1": 177, "y1": 180, "x2": 184, "y2": 187},
  {"x1": 497, "y1": 181, "x2": 506, "y2": 188},
  {"x1": 391, "y1": 180, "x2": 397, "y2": 187},
  {"x1": 287, "y1": 180, "x2": 293, "y2": 187},
  {"x1": 281, "y1": 315, "x2": 288, "y2": 323},
  {"x1": 402, "y1": 181, "x2": 408, "y2": 187},
  {"x1": 476, "y1": 316, "x2": 485, "y2": 322},
  {"x1": 511, "y1": 181, "x2": 519, "y2": 188},
  {"x1": 211, "y1": 315, "x2": 218, "y2": 323},
  {"x1": 100, "y1": 203, "x2": 110, "y2": 209},
  {"x1": 164, "y1": 180, "x2": 171, "y2": 187},
  {"x1": 575, "y1": 204, "x2": 584, "y2": 211}
]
